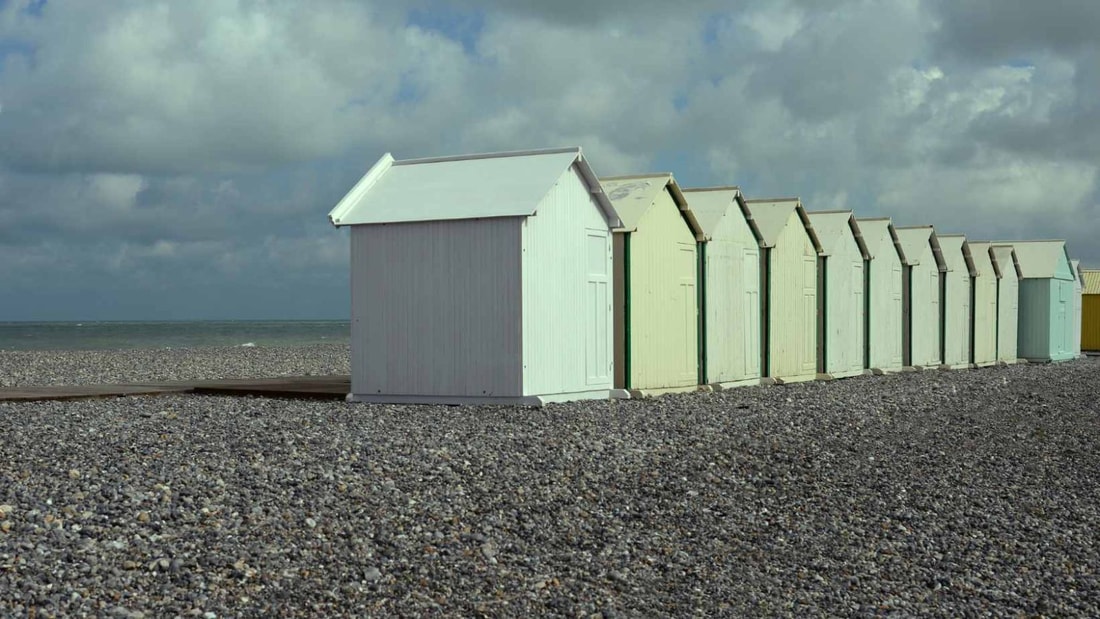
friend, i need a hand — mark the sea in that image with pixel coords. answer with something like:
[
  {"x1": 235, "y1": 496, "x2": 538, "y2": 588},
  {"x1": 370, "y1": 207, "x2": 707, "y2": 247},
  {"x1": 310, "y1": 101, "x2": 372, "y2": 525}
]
[{"x1": 0, "y1": 321, "x2": 351, "y2": 351}]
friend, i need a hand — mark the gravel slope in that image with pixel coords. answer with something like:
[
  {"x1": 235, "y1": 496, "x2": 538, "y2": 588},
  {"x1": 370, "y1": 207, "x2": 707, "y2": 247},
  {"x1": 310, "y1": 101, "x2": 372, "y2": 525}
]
[
  {"x1": 1, "y1": 358, "x2": 1099, "y2": 616},
  {"x1": 0, "y1": 344, "x2": 350, "y2": 387}
]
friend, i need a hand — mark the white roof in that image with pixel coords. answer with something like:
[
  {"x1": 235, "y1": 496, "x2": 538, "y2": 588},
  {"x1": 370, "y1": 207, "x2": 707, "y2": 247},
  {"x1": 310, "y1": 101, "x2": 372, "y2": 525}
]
[
  {"x1": 992, "y1": 240, "x2": 1070, "y2": 279},
  {"x1": 600, "y1": 174, "x2": 704, "y2": 238},
  {"x1": 894, "y1": 226, "x2": 946, "y2": 270},
  {"x1": 806, "y1": 211, "x2": 869, "y2": 258},
  {"x1": 854, "y1": 217, "x2": 905, "y2": 262},
  {"x1": 937, "y1": 234, "x2": 977, "y2": 276},
  {"x1": 990, "y1": 245, "x2": 1022, "y2": 279},
  {"x1": 967, "y1": 241, "x2": 997, "y2": 277},
  {"x1": 328, "y1": 147, "x2": 620, "y2": 227},
  {"x1": 742, "y1": 198, "x2": 822, "y2": 251},
  {"x1": 680, "y1": 187, "x2": 762, "y2": 243}
]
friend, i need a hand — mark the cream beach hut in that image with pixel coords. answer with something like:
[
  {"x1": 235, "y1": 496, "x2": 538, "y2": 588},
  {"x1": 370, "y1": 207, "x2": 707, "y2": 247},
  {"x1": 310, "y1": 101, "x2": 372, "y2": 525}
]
[
  {"x1": 990, "y1": 245, "x2": 1022, "y2": 364},
  {"x1": 937, "y1": 235, "x2": 977, "y2": 370},
  {"x1": 857, "y1": 218, "x2": 906, "y2": 374},
  {"x1": 995, "y1": 240, "x2": 1077, "y2": 363},
  {"x1": 742, "y1": 199, "x2": 823, "y2": 384},
  {"x1": 601, "y1": 174, "x2": 706, "y2": 397},
  {"x1": 895, "y1": 226, "x2": 946, "y2": 369},
  {"x1": 682, "y1": 187, "x2": 763, "y2": 389},
  {"x1": 327, "y1": 147, "x2": 622, "y2": 406},
  {"x1": 807, "y1": 211, "x2": 869, "y2": 379}
]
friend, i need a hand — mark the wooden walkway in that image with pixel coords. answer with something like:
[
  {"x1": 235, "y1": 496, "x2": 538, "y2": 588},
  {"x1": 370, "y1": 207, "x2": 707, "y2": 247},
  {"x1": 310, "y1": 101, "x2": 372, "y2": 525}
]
[{"x1": 0, "y1": 376, "x2": 350, "y2": 403}]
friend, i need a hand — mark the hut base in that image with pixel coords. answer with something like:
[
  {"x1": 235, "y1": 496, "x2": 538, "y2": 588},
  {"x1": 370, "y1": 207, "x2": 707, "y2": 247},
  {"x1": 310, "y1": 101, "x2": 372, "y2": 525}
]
[
  {"x1": 997, "y1": 358, "x2": 1026, "y2": 365},
  {"x1": 868, "y1": 367, "x2": 904, "y2": 375},
  {"x1": 348, "y1": 388, "x2": 617, "y2": 407},
  {"x1": 938, "y1": 363, "x2": 973, "y2": 371},
  {"x1": 627, "y1": 384, "x2": 705, "y2": 399},
  {"x1": 973, "y1": 360, "x2": 998, "y2": 368},
  {"x1": 772, "y1": 374, "x2": 817, "y2": 385},
  {"x1": 709, "y1": 377, "x2": 764, "y2": 391},
  {"x1": 818, "y1": 369, "x2": 865, "y2": 380}
]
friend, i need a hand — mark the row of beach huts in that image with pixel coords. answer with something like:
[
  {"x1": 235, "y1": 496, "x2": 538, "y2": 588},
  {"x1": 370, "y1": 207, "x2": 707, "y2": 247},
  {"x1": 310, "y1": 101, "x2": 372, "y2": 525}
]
[{"x1": 327, "y1": 147, "x2": 1089, "y2": 406}]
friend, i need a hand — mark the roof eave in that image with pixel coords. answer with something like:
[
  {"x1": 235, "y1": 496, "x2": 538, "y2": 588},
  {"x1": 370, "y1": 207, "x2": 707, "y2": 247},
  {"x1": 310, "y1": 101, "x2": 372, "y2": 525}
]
[{"x1": 328, "y1": 153, "x2": 395, "y2": 227}]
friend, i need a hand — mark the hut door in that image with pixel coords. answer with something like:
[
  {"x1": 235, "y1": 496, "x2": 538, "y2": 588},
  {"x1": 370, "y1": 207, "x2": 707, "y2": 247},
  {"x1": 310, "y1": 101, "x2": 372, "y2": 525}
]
[
  {"x1": 891, "y1": 264, "x2": 903, "y2": 366},
  {"x1": 1059, "y1": 282, "x2": 1072, "y2": 355},
  {"x1": 585, "y1": 229, "x2": 612, "y2": 386},
  {"x1": 851, "y1": 262, "x2": 864, "y2": 371},
  {"x1": 802, "y1": 255, "x2": 817, "y2": 373},
  {"x1": 678, "y1": 244, "x2": 698, "y2": 383},
  {"x1": 744, "y1": 248, "x2": 760, "y2": 376}
]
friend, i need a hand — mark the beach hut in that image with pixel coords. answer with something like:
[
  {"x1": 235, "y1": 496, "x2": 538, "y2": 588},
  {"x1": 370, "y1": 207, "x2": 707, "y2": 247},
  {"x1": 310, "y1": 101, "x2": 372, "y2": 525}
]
[
  {"x1": 682, "y1": 187, "x2": 763, "y2": 389},
  {"x1": 895, "y1": 226, "x2": 946, "y2": 369},
  {"x1": 995, "y1": 240, "x2": 1077, "y2": 363},
  {"x1": 327, "y1": 147, "x2": 623, "y2": 406},
  {"x1": 1072, "y1": 260, "x2": 1084, "y2": 358},
  {"x1": 990, "y1": 245, "x2": 1022, "y2": 364},
  {"x1": 857, "y1": 218, "x2": 906, "y2": 374},
  {"x1": 741, "y1": 199, "x2": 823, "y2": 384},
  {"x1": 937, "y1": 235, "x2": 976, "y2": 369},
  {"x1": 600, "y1": 174, "x2": 706, "y2": 397},
  {"x1": 966, "y1": 242, "x2": 999, "y2": 367},
  {"x1": 1081, "y1": 268, "x2": 1100, "y2": 352},
  {"x1": 807, "y1": 211, "x2": 869, "y2": 379}
]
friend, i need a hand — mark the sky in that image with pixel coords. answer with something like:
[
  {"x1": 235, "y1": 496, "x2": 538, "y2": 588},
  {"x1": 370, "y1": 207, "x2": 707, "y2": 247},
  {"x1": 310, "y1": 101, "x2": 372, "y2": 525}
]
[{"x1": 1, "y1": 0, "x2": 1098, "y2": 321}]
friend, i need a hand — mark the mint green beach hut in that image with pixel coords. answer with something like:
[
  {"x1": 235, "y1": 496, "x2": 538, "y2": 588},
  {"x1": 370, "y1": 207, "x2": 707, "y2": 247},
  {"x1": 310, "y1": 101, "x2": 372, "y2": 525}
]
[{"x1": 995, "y1": 240, "x2": 1077, "y2": 362}]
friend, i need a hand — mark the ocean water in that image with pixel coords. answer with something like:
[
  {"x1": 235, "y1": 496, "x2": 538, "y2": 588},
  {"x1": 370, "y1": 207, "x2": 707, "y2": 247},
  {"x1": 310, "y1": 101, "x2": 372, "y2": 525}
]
[{"x1": 0, "y1": 321, "x2": 350, "y2": 351}]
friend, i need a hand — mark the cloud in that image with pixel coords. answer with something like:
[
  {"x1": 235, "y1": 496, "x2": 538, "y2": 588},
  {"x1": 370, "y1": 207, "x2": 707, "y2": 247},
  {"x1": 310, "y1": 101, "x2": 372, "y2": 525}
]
[{"x1": 1, "y1": 0, "x2": 1099, "y2": 320}]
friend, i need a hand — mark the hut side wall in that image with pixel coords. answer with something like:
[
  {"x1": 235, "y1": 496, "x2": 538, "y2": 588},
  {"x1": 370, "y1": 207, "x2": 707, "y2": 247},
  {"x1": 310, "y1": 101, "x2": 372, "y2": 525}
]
[
  {"x1": 867, "y1": 233, "x2": 904, "y2": 371},
  {"x1": 768, "y1": 212, "x2": 818, "y2": 381},
  {"x1": 1083, "y1": 295, "x2": 1100, "y2": 351},
  {"x1": 522, "y1": 166, "x2": 615, "y2": 397},
  {"x1": 909, "y1": 246, "x2": 942, "y2": 367},
  {"x1": 996, "y1": 268, "x2": 1020, "y2": 361},
  {"x1": 823, "y1": 235, "x2": 865, "y2": 376},
  {"x1": 971, "y1": 253, "x2": 998, "y2": 365},
  {"x1": 704, "y1": 208, "x2": 761, "y2": 384},
  {"x1": 1018, "y1": 279, "x2": 1052, "y2": 361},
  {"x1": 350, "y1": 218, "x2": 523, "y2": 398},
  {"x1": 627, "y1": 190, "x2": 699, "y2": 390},
  {"x1": 943, "y1": 262, "x2": 971, "y2": 367}
]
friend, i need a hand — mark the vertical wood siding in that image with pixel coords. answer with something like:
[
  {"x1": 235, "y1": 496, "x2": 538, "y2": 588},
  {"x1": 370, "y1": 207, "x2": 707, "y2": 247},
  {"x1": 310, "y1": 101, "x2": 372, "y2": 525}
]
[
  {"x1": 822, "y1": 232, "x2": 865, "y2": 375},
  {"x1": 350, "y1": 218, "x2": 522, "y2": 398},
  {"x1": 942, "y1": 248, "x2": 972, "y2": 367},
  {"x1": 626, "y1": 190, "x2": 699, "y2": 390},
  {"x1": 971, "y1": 250, "x2": 998, "y2": 365},
  {"x1": 865, "y1": 225, "x2": 904, "y2": 371},
  {"x1": 703, "y1": 208, "x2": 761, "y2": 384},
  {"x1": 997, "y1": 267, "x2": 1019, "y2": 361},
  {"x1": 768, "y1": 212, "x2": 818, "y2": 380},
  {"x1": 909, "y1": 245, "x2": 942, "y2": 367},
  {"x1": 522, "y1": 166, "x2": 615, "y2": 396},
  {"x1": 1017, "y1": 279, "x2": 1051, "y2": 360},
  {"x1": 1082, "y1": 296, "x2": 1100, "y2": 351}
]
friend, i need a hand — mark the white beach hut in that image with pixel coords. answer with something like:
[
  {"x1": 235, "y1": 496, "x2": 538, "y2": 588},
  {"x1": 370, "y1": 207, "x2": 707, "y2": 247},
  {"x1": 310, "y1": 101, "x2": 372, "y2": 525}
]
[
  {"x1": 937, "y1": 235, "x2": 977, "y2": 370},
  {"x1": 895, "y1": 226, "x2": 946, "y2": 369},
  {"x1": 1072, "y1": 259, "x2": 1084, "y2": 358},
  {"x1": 966, "y1": 242, "x2": 1000, "y2": 367},
  {"x1": 989, "y1": 245, "x2": 1022, "y2": 364},
  {"x1": 807, "y1": 211, "x2": 869, "y2": 379},
  {"x1": 327, "y1": 147, "x2": 623, "y2": 406},
  {"x1": 682, "y1": 187, "x2": 763, "y2": 389},
  {"x1": 742, "y1": 199, "x2": 824, "y2": 384},
  {"x1": 857, "y1": 218, "x2": 906, "y2": 374}
]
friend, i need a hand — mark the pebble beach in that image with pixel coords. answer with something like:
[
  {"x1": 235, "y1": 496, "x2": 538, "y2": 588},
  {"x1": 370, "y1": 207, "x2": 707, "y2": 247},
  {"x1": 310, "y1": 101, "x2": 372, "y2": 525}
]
[{"x1": 1, "y1": 346, "x2": 1099, "y2": 616}]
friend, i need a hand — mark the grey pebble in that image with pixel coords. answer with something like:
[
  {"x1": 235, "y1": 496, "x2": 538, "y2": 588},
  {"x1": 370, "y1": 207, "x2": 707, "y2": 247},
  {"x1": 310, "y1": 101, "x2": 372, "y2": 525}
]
[{"x1": 0, "y1": 347, "x2": 1099, "y2": 616}]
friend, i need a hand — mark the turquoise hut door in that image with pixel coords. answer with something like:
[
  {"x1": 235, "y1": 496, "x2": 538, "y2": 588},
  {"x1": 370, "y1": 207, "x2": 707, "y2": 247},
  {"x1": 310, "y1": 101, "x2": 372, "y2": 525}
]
[{"x1": 586, "y1": 229, "x2": 612, "y2": 385}]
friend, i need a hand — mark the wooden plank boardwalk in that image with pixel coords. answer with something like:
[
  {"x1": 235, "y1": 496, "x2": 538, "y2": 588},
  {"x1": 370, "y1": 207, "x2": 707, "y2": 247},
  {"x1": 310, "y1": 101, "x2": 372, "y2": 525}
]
[{"x1": 0, "y1": 376, "x2": 350, "y2": 403}]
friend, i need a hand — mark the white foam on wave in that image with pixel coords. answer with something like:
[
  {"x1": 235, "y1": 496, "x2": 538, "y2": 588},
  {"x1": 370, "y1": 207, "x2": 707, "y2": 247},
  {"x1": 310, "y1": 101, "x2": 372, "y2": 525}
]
[{"x1": 239, "y1": 342, "x2": 257, "y2": 347}]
